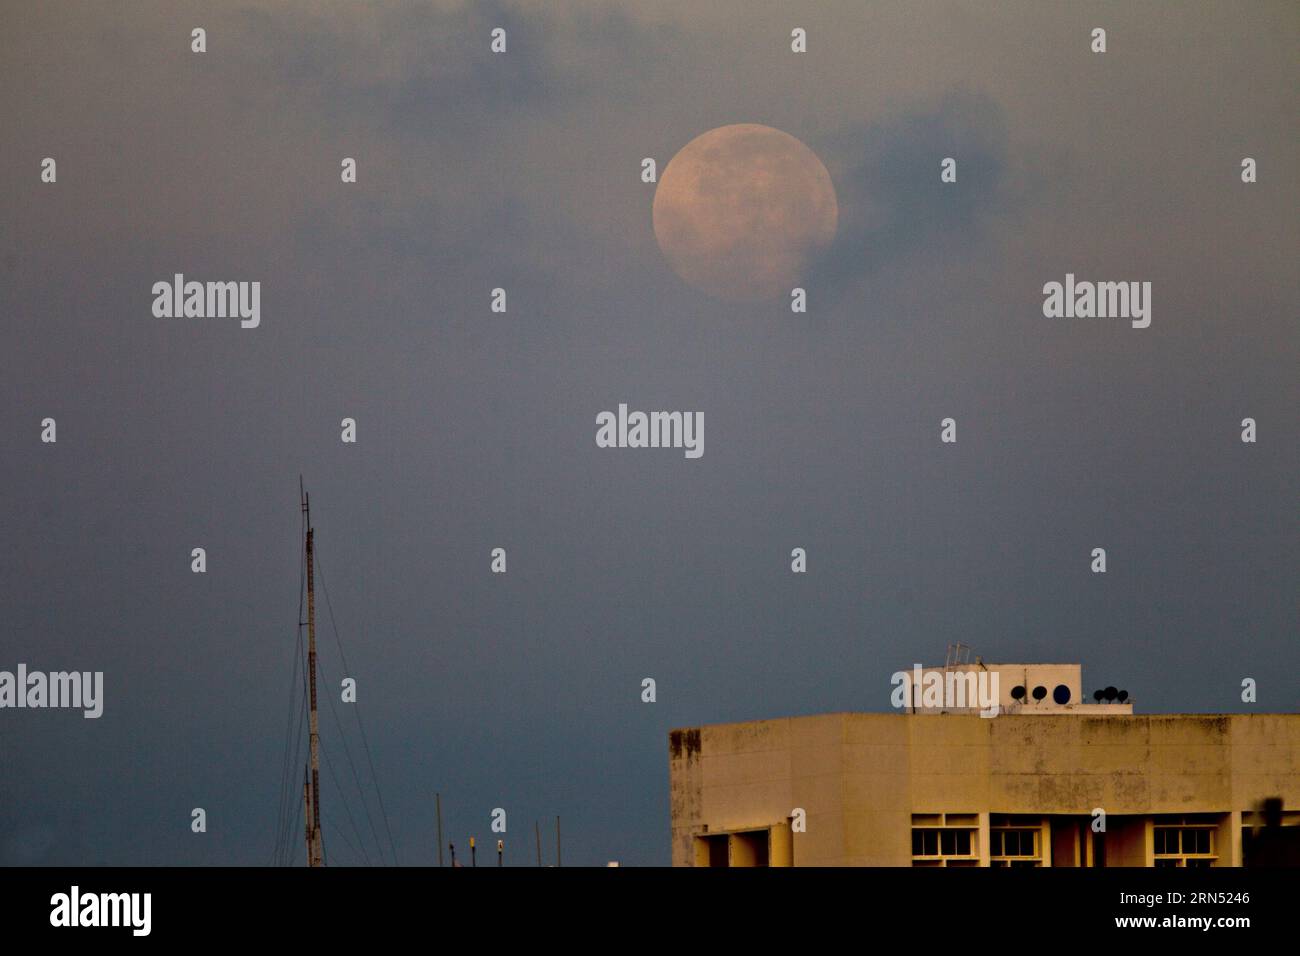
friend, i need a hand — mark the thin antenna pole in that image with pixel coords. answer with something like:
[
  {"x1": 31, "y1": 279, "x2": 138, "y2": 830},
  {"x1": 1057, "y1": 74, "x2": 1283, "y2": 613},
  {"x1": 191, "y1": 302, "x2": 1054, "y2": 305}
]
[
  {"x1": 436, "y1": 793, "x2": 444, "y2": 867},
  {"x1": 535, "y1": 820, "x2": 542, "y2": 867},
  {"x1": 303, "y1": 484, "x2": 323, "y2": 867},
  {"x1": 555, "y1": 816, "x2": 562, "y2": 867},
  {"x1": 303, "y1": 768, "x2": 312, "y2": 863}
]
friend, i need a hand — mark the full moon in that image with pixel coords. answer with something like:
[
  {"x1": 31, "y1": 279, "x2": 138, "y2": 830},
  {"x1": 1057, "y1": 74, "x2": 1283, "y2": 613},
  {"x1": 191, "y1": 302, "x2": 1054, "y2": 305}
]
[{"x1": 652, "y1": 124, "x2": 838, "y2": 302}]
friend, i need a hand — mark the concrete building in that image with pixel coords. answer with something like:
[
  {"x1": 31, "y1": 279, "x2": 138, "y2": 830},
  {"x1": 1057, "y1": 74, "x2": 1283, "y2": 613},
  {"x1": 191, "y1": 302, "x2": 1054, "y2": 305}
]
[{"x1": 668, "y1": 662, "x2": 1300, "y2": 867}]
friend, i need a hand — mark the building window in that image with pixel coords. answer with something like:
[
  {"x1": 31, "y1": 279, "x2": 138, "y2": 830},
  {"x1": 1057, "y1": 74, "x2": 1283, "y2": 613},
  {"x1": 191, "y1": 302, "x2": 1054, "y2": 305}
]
[
  {"x1": 1153, "y1": 822, "x2": 1216, "y2": 867},
  {"x1": 911, "y1": 813, "x2": 978, "y2": 866},
  {"x1": 694, "y1": 829, "x2": 771, "y2": 867},
  {"x1": 989, "y1": 816, "x2": 1044, "y2": 867}
]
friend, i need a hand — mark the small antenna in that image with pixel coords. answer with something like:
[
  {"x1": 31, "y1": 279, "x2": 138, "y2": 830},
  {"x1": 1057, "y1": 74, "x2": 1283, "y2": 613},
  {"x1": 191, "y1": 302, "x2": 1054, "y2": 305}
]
[{"x1": 436, "y1": 793, "x2": 444, "y2": 867}]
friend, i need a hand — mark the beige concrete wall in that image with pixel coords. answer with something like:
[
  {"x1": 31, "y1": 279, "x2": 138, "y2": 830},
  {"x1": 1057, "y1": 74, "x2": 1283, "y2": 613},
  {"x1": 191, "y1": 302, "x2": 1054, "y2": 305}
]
[{"x1": 669, "y1": 713, "x2": 1300, "y2": 866}]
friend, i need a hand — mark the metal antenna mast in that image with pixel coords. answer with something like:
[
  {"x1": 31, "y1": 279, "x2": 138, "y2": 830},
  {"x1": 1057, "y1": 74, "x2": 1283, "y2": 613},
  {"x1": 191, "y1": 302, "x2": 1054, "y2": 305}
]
[{"x1": 302, "y1": 480, "x2": 324, "y2": 867}]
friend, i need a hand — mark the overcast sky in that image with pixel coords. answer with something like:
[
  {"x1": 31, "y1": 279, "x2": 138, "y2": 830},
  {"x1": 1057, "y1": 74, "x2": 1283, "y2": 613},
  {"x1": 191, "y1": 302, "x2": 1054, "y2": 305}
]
[{"x1": 1, "y1": 0, "x2": 1295, "y2": 866}]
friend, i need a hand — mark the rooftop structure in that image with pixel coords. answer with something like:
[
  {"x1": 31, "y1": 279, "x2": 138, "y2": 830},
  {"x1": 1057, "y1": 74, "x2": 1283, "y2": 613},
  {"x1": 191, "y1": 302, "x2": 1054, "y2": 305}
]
[{"x1": 669, "y1": 662, "x2": 1300, "y2": 867}]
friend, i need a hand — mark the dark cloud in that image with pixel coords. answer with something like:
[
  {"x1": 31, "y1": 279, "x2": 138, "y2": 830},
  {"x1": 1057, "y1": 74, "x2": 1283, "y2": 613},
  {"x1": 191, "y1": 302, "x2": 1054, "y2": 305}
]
[
  {"x1": 811, "y1": 90, "x2": 1017, "y2": 295},
  {"x1": 232, "y1": 0, "x2": 685, "y2": 137}
]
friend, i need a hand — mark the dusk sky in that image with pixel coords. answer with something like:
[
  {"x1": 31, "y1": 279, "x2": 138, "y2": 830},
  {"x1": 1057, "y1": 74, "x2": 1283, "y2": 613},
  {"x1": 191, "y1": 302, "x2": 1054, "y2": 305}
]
[{"x1": 1, "y1": 0, "x2": 1295, "y2": 866}]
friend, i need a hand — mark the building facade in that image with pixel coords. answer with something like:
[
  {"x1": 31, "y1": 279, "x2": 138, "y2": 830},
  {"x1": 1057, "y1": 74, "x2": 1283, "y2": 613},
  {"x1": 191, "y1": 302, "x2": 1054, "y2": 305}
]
[{"x1": 668, "y1": 664, "x2": 1300, "y2": 867}]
